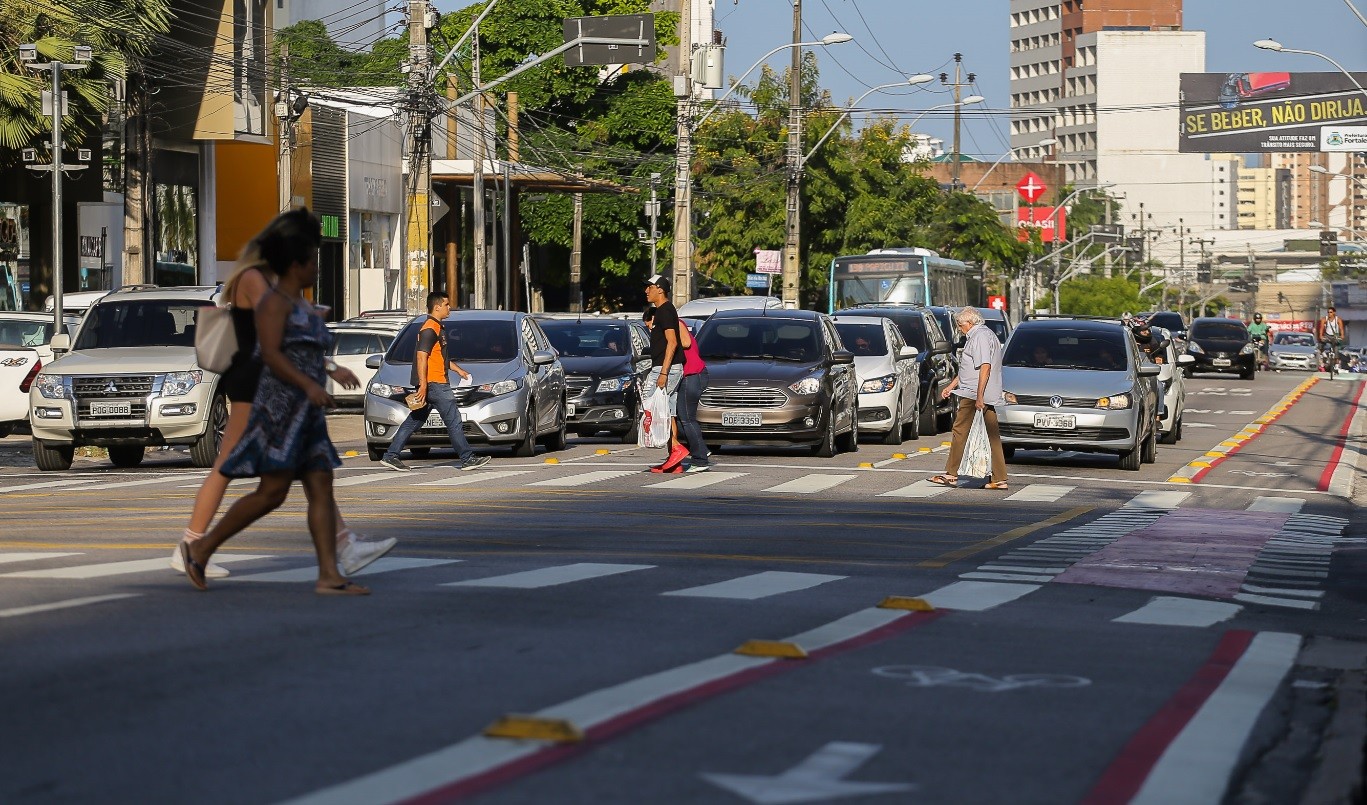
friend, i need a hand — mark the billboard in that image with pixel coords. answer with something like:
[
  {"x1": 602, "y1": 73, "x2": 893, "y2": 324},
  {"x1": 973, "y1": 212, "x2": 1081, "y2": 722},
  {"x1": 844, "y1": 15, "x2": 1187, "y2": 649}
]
[
  {"x1": 1180, "y1": 71, "x2": 1367, "y2": 152},
  {"x1": 1017, "y1": 207, "x2": 1067, "y2": 243}
]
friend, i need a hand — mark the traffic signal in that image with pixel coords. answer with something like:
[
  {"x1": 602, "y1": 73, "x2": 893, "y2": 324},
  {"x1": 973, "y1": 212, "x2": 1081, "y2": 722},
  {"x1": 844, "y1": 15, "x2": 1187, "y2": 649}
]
[
  {"x1": 1321, "y1": 230, "x2": 1338, "y2": 258},
  {"x1": 1197, "y1": 261, "x2": 1212, "y2": 284}
]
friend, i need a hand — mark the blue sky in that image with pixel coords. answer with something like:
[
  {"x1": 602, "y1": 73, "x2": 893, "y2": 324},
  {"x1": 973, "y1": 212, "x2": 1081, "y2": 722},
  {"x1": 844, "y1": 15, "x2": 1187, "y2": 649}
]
[{"x1": 709, "y1": 0, "x2": 1367, "y2": 159}]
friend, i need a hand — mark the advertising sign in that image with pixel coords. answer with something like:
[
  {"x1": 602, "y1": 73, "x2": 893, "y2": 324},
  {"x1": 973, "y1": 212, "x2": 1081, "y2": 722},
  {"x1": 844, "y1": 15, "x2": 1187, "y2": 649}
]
[
  {"x1": 745, "y1": 273, "x2": 769, "y2": 289},
  {"x1": 987, "y1": 295, "x2": 1007, "y2": 311},
  {"x1": 1017, "y1": 207, "x2": 1066, "y2": 243},
  {"x1": 1015, "y1": 171, "x2": 1047, "y2": 203},
  {"x1": 1179, "y1": 71, "x2": 1367, "y2": 152},
  {"x1": 562, "y1": 14, "x2": 656, "y2": 67},
  {"x1": 1323, "y1": 125, "x2": 1367, "y2": 151},
  {"x1": 754, "y1": 248, "x2": 782, "y2": 274}
]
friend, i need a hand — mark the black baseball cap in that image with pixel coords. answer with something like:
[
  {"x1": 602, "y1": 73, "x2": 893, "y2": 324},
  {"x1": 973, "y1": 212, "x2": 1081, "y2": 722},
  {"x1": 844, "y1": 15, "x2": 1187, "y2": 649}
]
[{"x1": 645, "y1": 273, "x2": 672, "y2": 295}]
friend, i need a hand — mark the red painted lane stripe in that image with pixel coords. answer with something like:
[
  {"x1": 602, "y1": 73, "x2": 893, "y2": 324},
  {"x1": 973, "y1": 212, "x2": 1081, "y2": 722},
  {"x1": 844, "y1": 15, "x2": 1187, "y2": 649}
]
[
  {"x1": 1317, "y1": 379, "x2": 1366, "y2": 491},
  {"x1": 1081, "y1": 630, "x2": 1255, "y2": 805},
  {"x1": 1190, "y1": 380, "x2": 1318, "y2": 483},
  {"x1": 397, "y1": 611, "x2": 943, "y2": 804}
]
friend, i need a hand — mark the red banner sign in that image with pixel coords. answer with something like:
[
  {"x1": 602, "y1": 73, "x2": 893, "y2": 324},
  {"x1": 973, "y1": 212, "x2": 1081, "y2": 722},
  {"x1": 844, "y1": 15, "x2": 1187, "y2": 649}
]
[
  {"x1": 1016, "y1": 171, "x2": 1047, "y2": 203},
  {"x1": 1017, "y1": 207, "x2": 1067, "y2": 243}
]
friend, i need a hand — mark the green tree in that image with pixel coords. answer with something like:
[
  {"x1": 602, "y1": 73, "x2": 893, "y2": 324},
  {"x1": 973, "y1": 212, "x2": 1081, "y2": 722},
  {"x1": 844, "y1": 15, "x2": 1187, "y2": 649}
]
[{"x1": 0, "y1": 0, "x2": 170, "y2": 162}]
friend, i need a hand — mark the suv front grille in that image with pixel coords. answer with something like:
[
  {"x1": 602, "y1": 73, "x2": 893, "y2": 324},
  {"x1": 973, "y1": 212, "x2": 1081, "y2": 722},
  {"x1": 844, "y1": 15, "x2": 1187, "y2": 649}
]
[
  {"x1": 701, "y1": 386, "x2": 788, "y2": 409},
  {"x1": 1011, "y1": 394, "x2": 1099, "y2": 408},
  {"x1": 565, "y1": 375, "x2": 593, "y2": 400},
  {"x1": 72, "y1": 375, "x2": 156, "y2": 421}
]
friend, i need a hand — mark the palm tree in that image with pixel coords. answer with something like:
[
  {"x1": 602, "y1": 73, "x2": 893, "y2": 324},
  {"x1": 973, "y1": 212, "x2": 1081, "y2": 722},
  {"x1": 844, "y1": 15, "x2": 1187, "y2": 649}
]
[{"x1": 0, "y1": 0, "x2": 170, "y2": 162}]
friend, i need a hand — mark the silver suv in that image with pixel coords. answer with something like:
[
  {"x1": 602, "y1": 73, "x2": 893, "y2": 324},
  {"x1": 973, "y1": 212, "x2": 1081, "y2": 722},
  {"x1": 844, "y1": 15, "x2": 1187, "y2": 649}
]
[
  {"x1": 28, "y1": 286, "x2": 226, "y2": 471},
  {"x1": 363, "y1": 310, "x2": 568, "y2": 459}
]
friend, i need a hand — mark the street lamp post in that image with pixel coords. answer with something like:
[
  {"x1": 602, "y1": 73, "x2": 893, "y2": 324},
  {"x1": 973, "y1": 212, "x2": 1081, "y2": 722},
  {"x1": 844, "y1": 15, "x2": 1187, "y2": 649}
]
[
  {"x1": 677, "y1": 33, "x2": 853, "y2": 307},
  {"x1": 21, "y1": 44, "x2": 93, "y2": 330},
  {"x1": 800, "y1": 75, "x2": 934, "y2": 164},
  {"x1": 970, "y1": 138, "x2": 1058, "y2": 191},
  {"x1": 1045, "y1": 183, "x2": 1114, "y2": 314},
  {"x1": 1253, "y1": 39, "x2": 1367, "y2": 100}
]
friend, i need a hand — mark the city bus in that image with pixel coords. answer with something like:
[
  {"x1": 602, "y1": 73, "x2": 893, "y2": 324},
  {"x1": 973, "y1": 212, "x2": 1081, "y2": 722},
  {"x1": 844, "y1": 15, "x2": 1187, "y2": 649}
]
[{"x1": 826, "y1": 248, "x2": 981, "y2": 313}]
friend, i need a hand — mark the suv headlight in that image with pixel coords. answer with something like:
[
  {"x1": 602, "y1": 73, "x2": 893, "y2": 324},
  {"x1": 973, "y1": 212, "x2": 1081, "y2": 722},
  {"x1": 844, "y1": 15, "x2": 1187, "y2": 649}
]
[
  {"x1": 1187, "y1": 341, "x2": 1204, "y2": 354},
  {"x1": 478, "y1": 379, "x2": 521, "y2": 396},
  {"x1": 860, "y1": 374, "x2": 895, "y2": 394},
  {"x1": 596, "y1": 375, "x2": 632, "y2": 393},
  {"x1": 35, "y1": 373, "x2": 69, "y2": 399},
  {"x1": 1097, "y1": 393, "x2": 1131, "y2": 410},
  {"x1": 162, "y1": 370, "x2": 203, "y2": 397},
  {"x1": 1239, "y1": 343, "x2": 1256, "y2": 355},
  {"x1": 369, "y1": 381, "x2": 405, "y2": 397},
  {"x1": 789, "y1": 377, "x2": 821, "y2": 396}
]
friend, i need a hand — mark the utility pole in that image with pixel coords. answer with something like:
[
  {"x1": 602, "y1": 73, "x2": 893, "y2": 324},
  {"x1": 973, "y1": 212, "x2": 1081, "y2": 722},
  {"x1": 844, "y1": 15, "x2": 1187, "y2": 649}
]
[
  {"x1": 649, "y1": 172, "x2": 660, "y2": 276},
  {"x1": 671, "y1": 0, "x2": 693, "y2": 306},
  {"x1": 277, "y1": 42, "x2": 292, "y2": 211},
  {"x1": 404, "y1": 0, "x2": 434, "y2": 314},
  {"x1": 123, "y1": 71, "x2": 150, "y2": 286},
  {"x1": 21, "y1": 44, "x2": 92, "y2": 326},
  {"x1": 940, "y1": 53, "x2": 975, "y2": 188},
  {"x1": 472, "y1": 30, "x2": 488, "y2": 309},
  {"x1": 570, "y1": 186, "x2": 584, "y2": 312},
  {"x1": 781, "y1": 0, "x2": 803, "y2": 309}
]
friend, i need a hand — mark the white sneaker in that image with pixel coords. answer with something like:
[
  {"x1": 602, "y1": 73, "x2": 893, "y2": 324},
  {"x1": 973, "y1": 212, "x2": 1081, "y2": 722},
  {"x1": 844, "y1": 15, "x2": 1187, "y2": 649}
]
[
  {"x1": 338, "y1": 535, "x2": 397, "y2": 576},
  {"x1": 169, "y1": 544, "x2": 230, "y2": 579}
]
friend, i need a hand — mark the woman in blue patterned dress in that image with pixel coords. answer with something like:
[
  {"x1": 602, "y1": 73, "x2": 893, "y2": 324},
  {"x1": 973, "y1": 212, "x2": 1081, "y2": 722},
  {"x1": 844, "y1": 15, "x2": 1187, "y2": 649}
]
[{"x1": 180, "y1": 209, "x2": 368, "y2": 595}]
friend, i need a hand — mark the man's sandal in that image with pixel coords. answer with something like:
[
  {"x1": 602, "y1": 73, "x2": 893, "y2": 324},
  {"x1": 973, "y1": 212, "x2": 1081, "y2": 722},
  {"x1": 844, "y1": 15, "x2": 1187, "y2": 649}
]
[
  {"x1": 928, "y1": 475, "x2": 958, "y2": 487},
  {"x1": 985, "y1": 481, "x2": 1009, "y2": 490}
]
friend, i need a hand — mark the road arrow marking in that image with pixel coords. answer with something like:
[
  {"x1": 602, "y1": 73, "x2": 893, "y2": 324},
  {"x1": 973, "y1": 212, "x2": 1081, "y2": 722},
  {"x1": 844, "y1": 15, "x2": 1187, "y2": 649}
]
[{"x1": 701, "y1": 742, "x2": 914, "y2": 804}]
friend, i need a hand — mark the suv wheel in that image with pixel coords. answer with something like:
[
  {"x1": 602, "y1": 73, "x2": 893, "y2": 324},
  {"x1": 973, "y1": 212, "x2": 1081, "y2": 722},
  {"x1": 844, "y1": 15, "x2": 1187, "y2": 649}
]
[
  {"x1": 512, "y1": 401, "x2": 538, "y2": 457},
  {"x1": 33, "y1": 438, "x2": 74, "y2": 471},
  {"x1": 189, "y1": 395, "x2": 228, "y2": 468},
  {"x1": 108, "y1": 446, "x2": 146, "y2": 468}
]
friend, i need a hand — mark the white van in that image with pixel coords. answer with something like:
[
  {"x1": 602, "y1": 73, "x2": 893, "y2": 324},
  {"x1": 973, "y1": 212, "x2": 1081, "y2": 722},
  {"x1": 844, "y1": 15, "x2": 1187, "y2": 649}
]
[{"x1": 677, "y1": 295, "x2": 783, "y2": 321}]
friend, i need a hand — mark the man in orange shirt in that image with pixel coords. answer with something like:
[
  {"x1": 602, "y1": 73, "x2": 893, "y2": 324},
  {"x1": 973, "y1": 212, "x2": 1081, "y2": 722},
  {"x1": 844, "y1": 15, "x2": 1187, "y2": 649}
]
[{"x1": 380, "y1": 292, "x2": 491, "y2": 472}]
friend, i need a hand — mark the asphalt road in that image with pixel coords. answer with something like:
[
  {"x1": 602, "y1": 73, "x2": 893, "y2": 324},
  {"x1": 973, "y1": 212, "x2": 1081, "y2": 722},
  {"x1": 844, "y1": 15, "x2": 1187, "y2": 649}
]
[{"x1": 1, "y1": 369, "x2": 1365, "y2": 804}]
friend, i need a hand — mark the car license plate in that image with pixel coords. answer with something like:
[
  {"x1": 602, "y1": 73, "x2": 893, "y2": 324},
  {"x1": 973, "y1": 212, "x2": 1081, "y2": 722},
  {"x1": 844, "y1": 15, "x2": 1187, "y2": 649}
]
[
  {"x1": 91, "y1": 401, "x2": 132, "y2": 417},
  {"x1": 565, "y1": 403, "x2": 577, "y2": 418},
  {"x1": 1212, "y1": 358, "x2": 1231, "y2": 367},
  {"x1": 424, "y1": 410, "x2": 444, "y2": 428},
  {"x1": 722, "y1": 412, "x2": 762, "y2": 427},
  {"x1": 1033, "y1": 413, "x2": 1076, "y2": 430}
]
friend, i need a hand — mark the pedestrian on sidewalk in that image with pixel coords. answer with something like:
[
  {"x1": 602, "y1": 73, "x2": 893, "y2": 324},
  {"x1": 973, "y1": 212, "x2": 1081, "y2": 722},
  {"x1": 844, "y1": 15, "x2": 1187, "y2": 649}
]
[
  {"x1": 676, "y1": 317, "x2": 710, "y2": 472},
  {"x1": 173, "y1": 219, "x2": 394, "y2": 581},
  {"x1": 180, "y1": 208, "x2": 371, "y2": 595},
  {"x1": 929, "y1": 307, "x2": 1009, "y2": 490},
  {"x1": 379, "y1": 292, "x2": 490, "y2": 472},
  {"x1": 643, "y1": 275, "x2": 686, "y2": 472}
]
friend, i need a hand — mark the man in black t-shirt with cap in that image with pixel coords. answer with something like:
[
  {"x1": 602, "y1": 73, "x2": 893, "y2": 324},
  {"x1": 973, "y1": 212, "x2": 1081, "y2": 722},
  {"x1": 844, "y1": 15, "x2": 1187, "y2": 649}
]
[{"x1": 643, "y1": 274, "x2": 688, "y2": 472}]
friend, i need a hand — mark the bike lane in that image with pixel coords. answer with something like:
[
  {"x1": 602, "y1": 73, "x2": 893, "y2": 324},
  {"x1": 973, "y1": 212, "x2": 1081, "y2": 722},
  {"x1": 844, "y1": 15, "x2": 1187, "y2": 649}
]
[{"x1": 462, "y1": 591, "x2": 1301, "y2": 805}]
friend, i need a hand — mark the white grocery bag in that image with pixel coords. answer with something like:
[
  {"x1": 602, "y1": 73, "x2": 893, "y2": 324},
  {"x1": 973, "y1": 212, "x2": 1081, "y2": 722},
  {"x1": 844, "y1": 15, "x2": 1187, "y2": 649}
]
[
  {"x1": 957, "y1": 410, "x2": 991, "y2": 479},
  {"x1": 638, "y1": 388, "x2": 672, "y2": 449}
]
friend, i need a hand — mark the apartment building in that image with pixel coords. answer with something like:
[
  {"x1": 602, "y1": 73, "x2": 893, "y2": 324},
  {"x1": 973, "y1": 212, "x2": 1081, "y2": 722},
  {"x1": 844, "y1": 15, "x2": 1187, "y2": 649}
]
[{"x1": 1236, "y1": 165, "x2": 1280, "y2": 230}]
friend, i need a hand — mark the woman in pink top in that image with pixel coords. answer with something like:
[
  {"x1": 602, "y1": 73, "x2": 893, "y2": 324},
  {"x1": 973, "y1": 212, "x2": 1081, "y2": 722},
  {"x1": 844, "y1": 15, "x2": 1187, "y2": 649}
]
[{"x1": 674, "y1": 319, "x2": 710, "y2": 472}]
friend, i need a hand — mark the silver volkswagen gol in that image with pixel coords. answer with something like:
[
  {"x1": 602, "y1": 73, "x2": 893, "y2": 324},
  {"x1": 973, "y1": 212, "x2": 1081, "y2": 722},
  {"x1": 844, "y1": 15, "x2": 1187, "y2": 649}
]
[
  {"x1": 363, "y1": 310, "x2": 567, "y2": 460},
  {"x1": 998, "y1": 318, "x2": 1162, "y2": 472}
]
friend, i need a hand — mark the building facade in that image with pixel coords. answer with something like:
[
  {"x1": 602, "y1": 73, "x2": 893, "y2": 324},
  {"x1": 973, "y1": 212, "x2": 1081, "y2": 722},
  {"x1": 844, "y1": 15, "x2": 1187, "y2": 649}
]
[{"x1": 1236, "y1": 165, "x2": 1279, "y2": 230}]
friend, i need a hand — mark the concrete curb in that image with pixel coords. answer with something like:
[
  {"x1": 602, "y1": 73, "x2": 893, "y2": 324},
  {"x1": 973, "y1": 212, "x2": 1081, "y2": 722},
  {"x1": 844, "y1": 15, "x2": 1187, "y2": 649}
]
[{"x1": 1300, "y1": 670, "x2": 1366, "y2": 805}]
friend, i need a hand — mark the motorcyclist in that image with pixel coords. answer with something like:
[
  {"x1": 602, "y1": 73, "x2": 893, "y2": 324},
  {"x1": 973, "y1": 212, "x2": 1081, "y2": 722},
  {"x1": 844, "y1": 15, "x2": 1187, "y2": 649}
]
[
  {"x1": 1247, "y1": 312, "x2": 1271, "y2": 371},
  {"x1": 1131, "y1": 320, "x2": 1170, "y2": 420}
]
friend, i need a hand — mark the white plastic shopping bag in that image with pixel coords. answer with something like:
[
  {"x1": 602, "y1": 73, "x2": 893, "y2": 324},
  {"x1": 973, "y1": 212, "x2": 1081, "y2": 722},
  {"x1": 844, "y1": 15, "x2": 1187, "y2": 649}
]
[
  {"x1": 957, "y1": 410, "x2": 991, "y2": 479},
  {"x1": 638, "y1": 388, "x2": 672, "y2": 449}
]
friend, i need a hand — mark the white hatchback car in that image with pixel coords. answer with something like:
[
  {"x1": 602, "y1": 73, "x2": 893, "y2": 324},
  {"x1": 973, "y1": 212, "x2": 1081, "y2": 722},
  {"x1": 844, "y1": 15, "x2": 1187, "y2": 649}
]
[
  {"x1": 830, "y1": 315, "x2": 920, "y2": 444},
  {"x1": 326, "y1": 320, "x2": 404, "y2": 405}
]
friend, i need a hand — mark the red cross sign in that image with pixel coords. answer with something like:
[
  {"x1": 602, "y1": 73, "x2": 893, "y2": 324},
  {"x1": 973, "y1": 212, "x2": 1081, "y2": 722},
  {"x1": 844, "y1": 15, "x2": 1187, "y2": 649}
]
[{"x1": 1016, "y1": 171, "x2": 1047, "y2": 204}]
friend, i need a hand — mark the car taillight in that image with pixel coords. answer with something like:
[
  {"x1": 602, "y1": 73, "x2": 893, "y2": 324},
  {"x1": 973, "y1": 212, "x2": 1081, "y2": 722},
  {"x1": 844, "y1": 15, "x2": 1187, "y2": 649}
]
[{"x1": 19, "y1": 360, "x2": 41, "y2": 393}]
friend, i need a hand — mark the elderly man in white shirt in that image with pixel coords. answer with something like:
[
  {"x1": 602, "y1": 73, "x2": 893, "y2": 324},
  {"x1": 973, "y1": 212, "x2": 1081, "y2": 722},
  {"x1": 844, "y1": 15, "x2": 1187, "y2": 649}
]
[{"x1": 929, "y1": 307, "x2": 1009, "y2": 489}]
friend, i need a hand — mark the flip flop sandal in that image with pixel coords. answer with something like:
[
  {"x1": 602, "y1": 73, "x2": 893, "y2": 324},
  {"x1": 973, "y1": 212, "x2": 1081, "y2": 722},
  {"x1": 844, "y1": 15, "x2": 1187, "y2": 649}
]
[
  {"x1": 985, "y1": 482, "x2": 1010, "y2": 490},
  {"x1": 180, "y1": 541, "x2": 208, "y2": 591},
  {"x1": 316, "y1": 581, "x2": 371, "y2": 596},
  {"x1": 928, "y1": 475, "x2": 958, "y2": 487}
]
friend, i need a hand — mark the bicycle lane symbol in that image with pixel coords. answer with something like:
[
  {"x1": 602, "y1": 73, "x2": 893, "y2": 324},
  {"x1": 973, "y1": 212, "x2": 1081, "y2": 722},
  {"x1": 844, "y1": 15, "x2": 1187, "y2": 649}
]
[{"x1": 872, "y1": 665, "x2": 1092, "y2": 693}]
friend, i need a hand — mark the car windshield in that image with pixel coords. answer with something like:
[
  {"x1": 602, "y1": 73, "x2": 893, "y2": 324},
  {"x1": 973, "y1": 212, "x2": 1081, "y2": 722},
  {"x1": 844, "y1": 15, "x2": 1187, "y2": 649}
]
[
  {"x1": 983, "y1": 318, "x2": 1008, "y2": 343},
  {"x1": 74, "y1": 301, "x2": 208, "y2": 349},
  {"x1": 388, "y1": 319, "x2": 520, "y2": 363},
  {"x1": 1191, "y1": 322, "x2": 1247, "y2": 341},
  {"x1": 929, "y1": 309, "x2": 954, "y2": 340},
  {"x1": 539, "y1": 320, "x2": 630, "y2": 357},
  {"x1": 1275, "y1": 332, "x2": 1316, "y2": 346},
  {"x1": 833, "y1": 323, "x2": 887, "y2": 356},
  {"x1": 837, "y1": 311, "x2": 927, "y2": 350},
  {"x1": 698, "y1": 320, "x2": 823, "y2": 362},
  {"x1": 1149, "y1": 313, "x2": 1184, "y2": 330},
  {"x1": 0, "y1": 318, "x2": 56, "y2": 348},
  {"x1": 1004, "y1": 328, "x2": 1128, "y2": 371}
]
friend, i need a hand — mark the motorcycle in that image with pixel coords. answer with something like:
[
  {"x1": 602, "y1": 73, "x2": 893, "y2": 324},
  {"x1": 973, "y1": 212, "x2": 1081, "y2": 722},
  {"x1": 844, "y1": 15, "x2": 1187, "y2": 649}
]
[{"x1": 1251, "y1": 334, "x2": 1268, "y2": 372}]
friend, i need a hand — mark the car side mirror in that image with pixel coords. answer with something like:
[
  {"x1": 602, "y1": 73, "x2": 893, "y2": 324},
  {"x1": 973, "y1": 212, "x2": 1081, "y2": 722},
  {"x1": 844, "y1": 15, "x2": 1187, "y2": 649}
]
[
  {"x1": 532, "y1": 349, "x2": 557, "y2": 366},
  {"x1": 830, "y1": 349, "x2": 855, "y2": 366},
  {"x1": 899, "y1": 346, "x2": 917, "y2": 360},
  {"x1": 1174, "y1": 331, "x2": 1187, "y2": 340},
  {"x1": 1138, "y1": 363, "x2": 1162, "y2": 377},
  {"x1": 1177, "y1": 354, "x2": 1195, "y2": 366},
  {"x1": 50, "y1": 334, "x2": 70, "y2": 353},
  {"x1": 931, "y1": 340, "x2": 953, "y2": 355},
  {"x1": 365, "y1": 354, "x2": 383, "y2": 370}
]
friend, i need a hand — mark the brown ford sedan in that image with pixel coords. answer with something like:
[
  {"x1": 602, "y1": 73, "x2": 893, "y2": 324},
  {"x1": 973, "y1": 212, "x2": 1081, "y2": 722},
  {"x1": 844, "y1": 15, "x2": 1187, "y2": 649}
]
[{"x1": 694, "y1": 309, "x2": 859, "y2": 457}]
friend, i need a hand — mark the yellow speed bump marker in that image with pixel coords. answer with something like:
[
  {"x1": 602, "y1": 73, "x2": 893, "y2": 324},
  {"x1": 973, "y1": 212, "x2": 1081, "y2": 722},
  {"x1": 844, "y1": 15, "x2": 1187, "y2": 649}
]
[
  {"x1": 940, "y1": 441, "x2": 952, "y2": 448},
  {"x1": 878, "y1": 595, "x2": 935, "y2": 612},
  {"x1": 344, "y1": 450, "x2": 358, "y2": 458},
  {"x1": 734, "y1": 639, "x2": 808, "y2": 659},
  {"x1": 858, "y1": 462, "x2": 874, "y2": 469},
  {"x1": 892, "y1": 453, "x2": 907, "y2": 460},
  {"x1": 1205, "y1": 451, "x2": 1225, "y2": 458},
  {"x1": 1169, "y1": 476, "x2": 1193, "y2": 483},
  {"x1": 918, "y1": 447, "x2": 932, "y2": 453},
  {"x1": 483, "y1": 715, "x2": 584, "y2": 743},
  {"x1": 595, "y1": 449, "x2": 611, "y2": 456},
  {"x1": 544, "y1": 457, "x2": 559, "y2": 464},
  {"x1": 1191, "y1": 461, "x2": 1211, "y2": 468}
]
